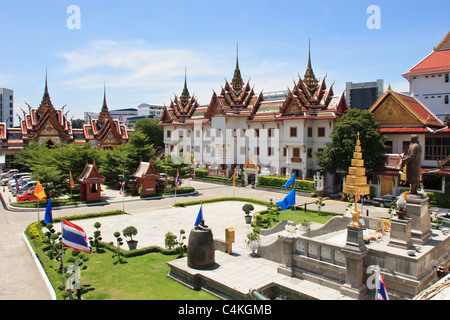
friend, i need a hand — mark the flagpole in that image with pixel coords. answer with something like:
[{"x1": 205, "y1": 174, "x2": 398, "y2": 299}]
[
  {"x1": 174, "y1": 186, "x2": 177, "y2": 205},
  {"x1": 37, "y1": 201, "x2": 40, "y2": 221},
  {"x1": 61, "y1": 224, "x2": 65, "y2": 291},
  {"x1": 294, "y1": 187, "x2": 296, "y2": 228}
]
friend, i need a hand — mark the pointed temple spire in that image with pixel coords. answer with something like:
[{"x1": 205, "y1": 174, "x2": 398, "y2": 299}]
[
  {"x1": 44, "y1": 68, "x2": 49, "y2": 98},
  {"x1": 231, "y1": 42, "x2": 244, "y2": 93},
  {"x1": 179, "y1": 67, "x2": 191, "y2": 106},
  {"x1": 97, "y1": 82, "x2": 111, "y2": 125},
  {"x1": 303, "y1": 39, "x2": 319, "y2": 89},
  {"x1": 37, "y1": 68, "x2": 55, "y2": 115}
]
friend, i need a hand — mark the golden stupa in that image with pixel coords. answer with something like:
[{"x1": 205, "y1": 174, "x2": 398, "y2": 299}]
[{"x1": 343, "y1": 133, "x2": 370, "y2": 227}]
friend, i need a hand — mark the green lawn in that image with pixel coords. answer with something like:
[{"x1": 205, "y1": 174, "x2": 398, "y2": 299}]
[
  {"x1": 278, "y1": 208, "x2": 337, "y2": 225},
  {"x1": 49, "y1": 247, "x2": 217, "y2": 300},
  {"x1": 78, "y1": 249, "x2": 217, "y2": 300}
]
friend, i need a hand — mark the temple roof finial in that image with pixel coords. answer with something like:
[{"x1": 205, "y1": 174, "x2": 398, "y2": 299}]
[
  {"x1": 44, "y1": 67, "x2": 49, "y2": 97},
  {"x1": 303, "y1": 39, "x2": 319, "y2": 89},
  {"x1": 231, "y1": 42, "x2": 244, "y2": 92},
  {"x1": 97, "y1": 82, "x2": 111, "y2": 125},
  {"x1": 180, "y1": 67, "x2": 191, "y2": 106}
]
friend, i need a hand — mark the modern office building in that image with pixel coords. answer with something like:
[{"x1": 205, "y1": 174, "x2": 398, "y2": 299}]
[
  {"x1": 345, "y1": 80, "x2": 384, "y2": 110},
  {"x1": 0, "y1": 88, "x2": 14, "y2": 127},
  {"x1": 137, "y1": 103, "x2": 165, "y2": 119}
]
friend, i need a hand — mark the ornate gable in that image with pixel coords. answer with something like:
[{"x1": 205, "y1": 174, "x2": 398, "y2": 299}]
[
  {"x1": 369, "y1": 88, "x2": 444, "y2": 128},
  {"x1": 435, "y1": 29, "x2": 450, "y2": 51}
]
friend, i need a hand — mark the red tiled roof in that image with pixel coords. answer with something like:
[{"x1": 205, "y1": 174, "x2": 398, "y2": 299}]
[
  {"x1": 380, "y1": 127, "x2": 430, "y2": 133},
  {"x1": 403, "y1": 49, "x2": 450, "y2": 76},
  {"x1": 395, "y1": 92, "x2": 443, "y2": 126}
]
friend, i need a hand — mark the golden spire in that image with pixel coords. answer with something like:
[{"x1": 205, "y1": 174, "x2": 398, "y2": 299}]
[{"x1": 343, "y1": 133, "x2": 370, "y2": 227}]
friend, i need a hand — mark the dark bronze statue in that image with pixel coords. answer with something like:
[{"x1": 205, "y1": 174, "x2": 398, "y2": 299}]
[{"x1": 401, "y1": 135, "x2": 422, "y2": 194}]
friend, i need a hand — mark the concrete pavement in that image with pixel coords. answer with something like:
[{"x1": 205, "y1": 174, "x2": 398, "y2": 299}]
[{"x1": 0, "y1": 180, "x2": 391, "y2": 300}]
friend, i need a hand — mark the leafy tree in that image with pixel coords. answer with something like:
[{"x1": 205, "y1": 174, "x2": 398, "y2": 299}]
[
  {"x1": 134, "y1": 118, "x2": 164, "y2": 148},
  {"x1": 88, "y1": 222, "x2": 102, "y2": 253},
  {"x1": 315, "y1": 109, "x2": 386, "y2": 174},
  {"x1": 164, "y1": 231, "x2": 177, "y2": 249},
  {"x1": 112, "y1": 231, "x2": 126, "y2": 265},
  {"x1": 122, "y1": 226, "x2": 138, "y2": 241},
  {"x1": 44, "y1": 223, "x2": 61, "y2": 260},
  {"x1": 162, "y1": 155, "x2": 192, "y2": 188},
  {"x1": 99, "y1": 131, "x2": 156, "y2": 187},
  {"x1": 242, "y1": 204, "x2": 254, "y2": 216},
  {"x1": 71, "y1": 118, "x2": 84, "y2": 129}
]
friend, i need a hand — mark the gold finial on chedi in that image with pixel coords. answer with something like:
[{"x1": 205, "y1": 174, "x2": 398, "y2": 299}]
[{"x1": 343, "y1": 133, "x2": 371, "y2": 227}]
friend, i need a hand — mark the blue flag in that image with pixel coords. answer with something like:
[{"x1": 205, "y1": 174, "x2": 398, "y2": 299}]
[
  {"x1": 276, "y1": 188, "x2": 296, "y2": 211},
  {"x1": 194, "y1": 203, "x2": 203, "y2": 226},
  {"x1": 44, "y1": 196, "x2": 52, "y2": 224},
  {"x1": 284, "y1": 172, "x2": 296, "y2": 188}
]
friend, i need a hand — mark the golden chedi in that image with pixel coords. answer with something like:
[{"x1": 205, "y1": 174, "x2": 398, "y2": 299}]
[{"x1": 343, "y1": 133, "x2": 370, "y2": 227}]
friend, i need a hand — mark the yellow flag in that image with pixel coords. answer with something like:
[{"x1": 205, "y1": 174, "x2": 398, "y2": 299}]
[
  {"x1": 233, "y1": 169, "x2": 236, "y2": 187},
  {"x1": 35, "y1": 181, "x2": 46, "y2": 200},
  {"x1": 69, "y1": 171, "x2": 75, "y2": 189}
]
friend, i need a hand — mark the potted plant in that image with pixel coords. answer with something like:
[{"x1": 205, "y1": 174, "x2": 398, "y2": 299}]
[
  {"x1": 299, "y1": 218, "x2": 311, "y2": 231},
  {"x1": 123, "y1": 226, "x2": 138, "y2": 250},
  {"x1": 242, "y1": 203, "x2": 255, "y2": 224},
  {"x1": 245, "y1": 231, "x2": 261, "y2": 256}
]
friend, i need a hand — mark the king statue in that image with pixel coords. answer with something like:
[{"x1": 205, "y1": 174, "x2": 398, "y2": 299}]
[{"x1": 401, "y1": 135, "x2": 422, "y2": 194}]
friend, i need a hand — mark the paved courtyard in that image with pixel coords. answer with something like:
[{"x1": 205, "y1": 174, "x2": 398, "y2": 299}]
[{"x1": 0, "y1": 179, "x2": 392, "y2": 300}]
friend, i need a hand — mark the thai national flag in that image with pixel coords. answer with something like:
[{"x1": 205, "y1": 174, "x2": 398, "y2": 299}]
[
  {"x1": 62, "y1": 219, "x2": 93, "y2": 256},
  {"x1": 376, "y1": 268, "x2": 389, "y2": 300},
  {"x1": 119, "y1": 174, "x2": 125, "y2": 195},
  {"x1": 175, "y1": 170, "x2": 180, "y2": 189}
]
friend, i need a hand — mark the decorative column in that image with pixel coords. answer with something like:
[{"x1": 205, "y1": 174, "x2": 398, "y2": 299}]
[
  {"x1": 277, "y1": 226, "x2": 297, "y2": 277},
  {"x1": 340, "y1": 133, "x2": 370, "y2": 299}
]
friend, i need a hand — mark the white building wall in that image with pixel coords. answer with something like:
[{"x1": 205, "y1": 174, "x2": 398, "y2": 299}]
[{"x1": 408, "y1": 72, "x2": 450, "y2": 118}]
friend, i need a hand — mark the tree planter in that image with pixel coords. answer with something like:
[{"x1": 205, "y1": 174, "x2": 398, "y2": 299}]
[
  {"x1": 244, "y1": 215, "x2": 252, "y2": 224},
  {"x1": 127, "y1": 240, "x2": 138, "y2": 250},
  {"x1": 248, "y1": 240, "x2": 259, "y2": 256}
]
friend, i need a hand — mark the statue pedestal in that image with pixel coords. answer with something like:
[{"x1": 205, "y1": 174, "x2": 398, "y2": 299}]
[
  {"x1": 388, "y1": 217, "x2": 413, "y2": 250},
  {"x1": 405, "y1": 194, "x2": 431, "y2": 245},
  {"x1": 340, "y1": 225, "x2": 368, "y2": 299}
]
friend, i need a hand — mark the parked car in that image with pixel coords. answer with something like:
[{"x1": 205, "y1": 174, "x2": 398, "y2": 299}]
[
  {"x1": 372, "y1": 195, "x2": 398, "y2": 208},
  {"x1": 9, "y1": 177, "x2": 32, "y2": 193},
  {"x1": 155, "y1": 178, "x2": 166, "y2": 190},
  {"x1": 8, "y1": 176, "x2": 31, "y2": 190},
  {"x1": 4, "y1": 173, "x2": 31, "y2": 186},
  {"x1": 0, "y1": 169, "x2": 18, "y2": 180},
  {"x1": 17, "y1": 189, "x2": 40, "y2": 202},
  {"x1": 14, "y1": 181, "x2": 37, "y2": 195}
]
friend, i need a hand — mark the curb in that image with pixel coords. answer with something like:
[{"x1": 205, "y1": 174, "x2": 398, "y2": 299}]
[
  {"x1": 6, "y1": 191, "x2": 199, "y2": 212},
  {"x1": 22, "y1": 231, "x2": 57, "y2": 300}
]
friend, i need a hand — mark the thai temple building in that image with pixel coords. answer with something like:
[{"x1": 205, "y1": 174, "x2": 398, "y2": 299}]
[
  {"x1": 367, "y1": 30, "x2": 450, "y2": 196},
  {"x1": 159, "y1": 44, "x2": 348, "y2": 194},
  {"x1": 0, "y1": 74, "x2": 129, "y2": 164}
]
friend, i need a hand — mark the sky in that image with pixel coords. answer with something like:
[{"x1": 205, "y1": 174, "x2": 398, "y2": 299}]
[{"x1": 0, "y1": 0, "x2": 449, "y2": 124}]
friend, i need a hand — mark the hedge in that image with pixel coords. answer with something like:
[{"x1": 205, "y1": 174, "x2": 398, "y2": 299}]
[
  {"x1": 99, "y1": 242, "x2": 178, "y2": 257},
  {"x1": 194, "y1": 169, "x2": 209, "y2": 178},
  {"x1": 174, "y1": 197, "x2": 273, "y2": 208},
  {"x1": 257, "y1": 176, "x2": 315, "y2": 192}
]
